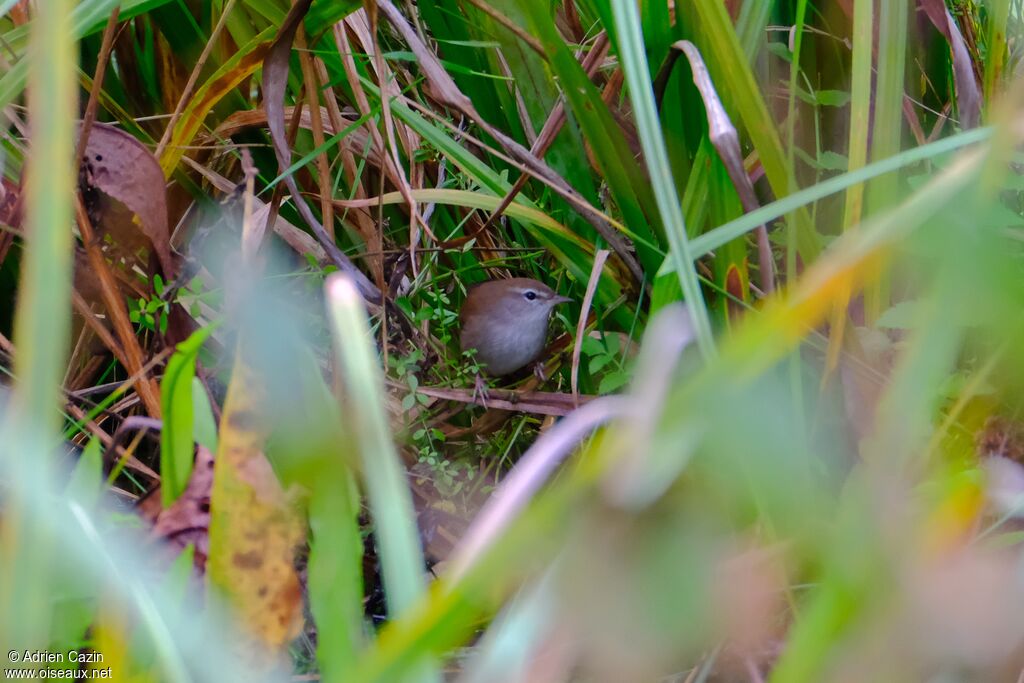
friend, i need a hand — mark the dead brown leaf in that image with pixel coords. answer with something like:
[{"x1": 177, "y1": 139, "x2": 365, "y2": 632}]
[
  {"x1": 151, "y1": 445, "x2": 215, "y2": 572},
  {"x1": 79, "y1": 122, "x2": 176, "y2": 276}
]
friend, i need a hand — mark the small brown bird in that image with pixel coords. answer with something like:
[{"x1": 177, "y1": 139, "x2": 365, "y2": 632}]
[{"x1": 459, "y1": 278, "x2": 572, "y2": 377}]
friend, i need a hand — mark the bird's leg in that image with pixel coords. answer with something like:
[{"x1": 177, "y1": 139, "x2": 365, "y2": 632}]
[
  {"x1": 533, "y1": 361, "x2": 548, "y2": 383},
  {"x1": 472, "y1": 373, "x2": 490, "y2": 409}
]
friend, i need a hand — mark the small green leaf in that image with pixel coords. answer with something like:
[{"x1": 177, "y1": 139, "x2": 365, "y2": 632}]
[
  {"x1": 191, "y1": 377, "x2": 218, "y2": 453},
  {"x1": 160, "y1": 323, "x2": 220, "y2": 507},
  {"x1": 818, "y1": 151, "x2": 849, "y2": 172},
  {"x1": 767, "y1": 42, "x2": 793, "y2": 62},
  {"x1": 599, "y1": 372, "x2": 631, "y2": 394},
  {"x1": 589, "y1": 354, "x2": 613, "y2": 374},
  {"x1": 580, "y1": 336, "x2": 605, "y2": 356}
]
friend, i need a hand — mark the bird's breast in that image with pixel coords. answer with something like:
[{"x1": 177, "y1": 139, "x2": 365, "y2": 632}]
[{"x1": 460, "y1": 313, "x2": 548, "y2": 376}]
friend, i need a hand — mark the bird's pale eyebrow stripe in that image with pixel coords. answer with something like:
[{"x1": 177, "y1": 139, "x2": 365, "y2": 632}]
[{"x1": 512, "y1": 288, "x2": 549, "y2": 299}]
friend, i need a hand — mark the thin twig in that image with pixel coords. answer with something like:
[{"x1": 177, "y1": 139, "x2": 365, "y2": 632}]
[
  {"x1": 75, "y1": 7, "x2": 120, "y2": 166},
  {"x1": 73, "y1": 196, "x2": 162, "y2": 417}
]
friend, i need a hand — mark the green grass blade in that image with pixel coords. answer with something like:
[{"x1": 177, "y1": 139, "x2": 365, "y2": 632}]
[
  {"x1": 0, "y1": 0, "x2": 175, "y2": 109},
  {"x1": 507, "y1": 0, "x2": 664, "y2": 270},
  {"x1": 842, "y1": 0, "x2": 874, "y2": 230},
  {"x1": 983, "y1": 0, "x2": 1011, "y2": 109},
  {"x1": 864, "y1": 0, "x2": 909, "y2": 321},
  {"x1": 325, "y1": 275, "x2": 439, "y2": 683},
  {"x1": 682, "y1": 0, "x2": 820, "y2": 261},
  {"x1": 688, "y1": 127, "x2": 992, "y2": 258},
  {"x1": 608, "y1": 0, "x2": 716, "y2": 359},
  {"x1": 160, "y1": 324, "x2": 219, "y2": 506},
  {"x1": 1, "y1": 0, "x2": 77, "y2": 653}
]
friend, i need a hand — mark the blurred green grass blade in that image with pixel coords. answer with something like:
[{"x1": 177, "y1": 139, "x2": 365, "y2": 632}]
[
  {"x1": 66, "y1": 438, "x2": 103, "y2": 510},
  {"x1": 350, "y1": 477, "x2": 580, "y2": 683},
  {"x1": 8, "y1": 0, "x2": 76, "y2": 438},
  {"x1": 688, "y1": 127, "x2": 992, "y2": 258},
  {"x1": 160, "y1": 324, "x2": 218, "y2": 507},
  {"x1": 735, "y1": 0, "x2": 773, "y2": 62},
  {"x1": 325, "y1": 275, "x2": 439, "y2": 682},
  {"x1": 325, "y1": 274, "x2": 425, "y2": 613},
  {"x1": 869, "y1": 296, "x2": 963, "y2": 463},
  {"x1": 609, "y1": 0, "x2": 715, "y2": 358},
  {"x1": 864, "y1": 0, "x2": 909, "y2": 321},
  {"x1": 280, "y1": 350, "x2": 366, "y2": 682},
  {"x1": 768, "y1": 487, "x2": 882, "y2": 683},
  {"x1": 842, "y1": 0, "x2": 874, "y2": 231},
  {"x1": 458, "y1": 574, "x2": 555, "y2": 683},
  {"x1": 309, "y1": 463, "x2": 365, "y2": 682},
  {"x1": 1, "y1": 0, "x2": 77, "y2": 653},
  {"x1": 983, "y1": 0, "x2": 1010, "y2": 110}
]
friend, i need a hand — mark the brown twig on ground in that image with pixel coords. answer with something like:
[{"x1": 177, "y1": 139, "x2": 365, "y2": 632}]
[{"x1": 416, "y1": 386, "x2": 596, "y2": 417}]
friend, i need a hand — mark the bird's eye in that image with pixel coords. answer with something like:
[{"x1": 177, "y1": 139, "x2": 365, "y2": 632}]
[{"x1": 523, "y1": 290, "x2": 538, "y2": 301}]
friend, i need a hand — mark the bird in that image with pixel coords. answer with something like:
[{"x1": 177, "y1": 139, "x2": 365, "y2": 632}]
[{"x1": 459, "y1": 277, "x2": 572, "y2": 379}]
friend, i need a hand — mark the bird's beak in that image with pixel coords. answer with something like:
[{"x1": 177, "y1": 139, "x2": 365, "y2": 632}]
[{"x1": 552, "y1": 295, "x2": 573, "y2": 305}]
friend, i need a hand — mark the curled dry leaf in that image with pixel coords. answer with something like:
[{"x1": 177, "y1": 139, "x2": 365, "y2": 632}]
[
  {"x1": 669, "y1": 40, "x2": 774, "y2": 293},
  {"x1": 79, "y1": 122, "x2": 175, "y2": 276},
  {"x1": 151, "y1": 445, "x2": 215, "y2": 572},
  {"x1": 919, "y1": 0, "x2": 981, "y2": 129}
]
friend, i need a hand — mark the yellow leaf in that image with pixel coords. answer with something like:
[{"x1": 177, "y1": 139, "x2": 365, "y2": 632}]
[
  {"x1": 207, "y1": 358, "x2": 305, "y2": 657},
  {"x1": 159, "y1": 30, "x2": 273, "y2": 177}
]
